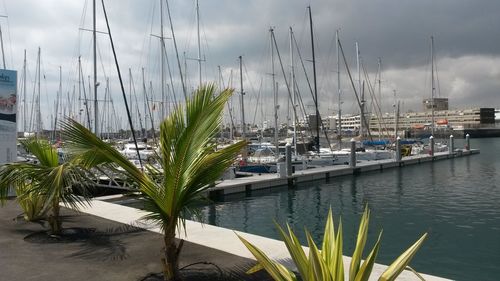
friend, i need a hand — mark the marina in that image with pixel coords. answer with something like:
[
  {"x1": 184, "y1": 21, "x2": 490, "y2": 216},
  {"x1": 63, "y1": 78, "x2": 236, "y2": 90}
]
[
  {"x1": 196, "y1": 138, "x2": 499, "y2": 281},
  {"x1": 0, "y1": 1, "x2": 500, "y2": 281},
  {"x1": 208, "y1": 146, "x2": 479, "y2": 198}
]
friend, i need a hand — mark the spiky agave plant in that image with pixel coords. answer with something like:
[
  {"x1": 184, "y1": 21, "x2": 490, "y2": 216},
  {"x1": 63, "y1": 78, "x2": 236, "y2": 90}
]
[
  {"x1": 61, "y1": 84, "x2": 247, "y2": 281},
  {"x1": 238, "y1": 207, "x2": 427, "y2": 281}
]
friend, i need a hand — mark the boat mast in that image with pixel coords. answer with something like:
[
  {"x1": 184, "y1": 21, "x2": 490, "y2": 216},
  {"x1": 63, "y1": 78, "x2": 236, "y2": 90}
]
[
  {"x1": 290, "y1": 27, "x2": 297, "y2": 156},
  {"x1": 160, "y1": 0, "x2": 165, "y2": 119},
  {"x1": 36, "y1": 47, "x2": 41, "y2": 137},
  {"x1": 239, "y1": 55, "x2": 247, "y2": 162},
  {"x1": 394, "y1": 90, "x2": 399, "y2": 138},
  {"x1": 336, "y1": 30, "x2": 341, "y2": 149},
  {"x1": 431, "y1": 35, "x2": 435, "y2": 136},
  {"x1": 270, "y1": 28, "x2": 278, "y2": 158},
  {"x1": 377, "y1": 58, "x2": 382, "y2": 139},
  {"x1": 23, "y1": 49, "x2": 27, "y2": 132},
  {"x1": 129, "y1": 68, "x2": 133, "y2": 136},
  {"x1": 142, "y1": 69, "x2": 147, "y2": 138},
  {"x1": 53, "y1": 66, "x2": 61, "y2": 140},
  {"x1": 196, "y1": 0, "x2": 202, "y2": 88},
  {"x1": 356, "y1": 42, "x2": 364, "y2": 138},
  {"x1": 0, "y1": 25, "x2": 5, "y2": 69},
  {"x1": 93, "y1": 0, "x2": 99, "y2": 137},
  {"x1": 308, "y1": 6, "x2": 320, "y2": 153}
]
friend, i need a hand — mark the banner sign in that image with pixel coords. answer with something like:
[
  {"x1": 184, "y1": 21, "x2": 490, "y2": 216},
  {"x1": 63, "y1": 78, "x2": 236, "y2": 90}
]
[{"x1": 0, "y1": 69, "x2": 17, "y2": 164}]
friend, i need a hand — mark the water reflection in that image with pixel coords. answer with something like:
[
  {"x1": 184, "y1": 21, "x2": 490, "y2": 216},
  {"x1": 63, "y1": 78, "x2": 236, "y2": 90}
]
[
  {"x1": 203, "y1": 139, "x2": 500, "y2": 280},
  {"x1": 395, "y1": 168, "x2": 403, "y2": 203}
]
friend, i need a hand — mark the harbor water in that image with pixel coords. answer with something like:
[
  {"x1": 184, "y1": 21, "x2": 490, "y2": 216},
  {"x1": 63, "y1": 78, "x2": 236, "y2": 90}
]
[{"x1": 200, "y1": 138, "x2": 500, "y2": 281}]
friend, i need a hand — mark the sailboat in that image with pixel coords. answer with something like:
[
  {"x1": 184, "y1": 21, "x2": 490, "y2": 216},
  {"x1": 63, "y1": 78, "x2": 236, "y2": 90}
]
[{"x1": 328, "y1": 38, "x2": 395, "y2": 163}]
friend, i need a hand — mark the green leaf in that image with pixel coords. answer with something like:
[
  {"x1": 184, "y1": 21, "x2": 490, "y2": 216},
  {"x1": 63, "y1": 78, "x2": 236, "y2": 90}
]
[
  {"x1": 306, "y1": 231, "x2": 332, "y2": 281},
  {"x1": 331, "y1": 219, "x2": 344, "y2": 281},
  {"x1": 322, "y1": 208, "x2": 336, "y2": 267},
  {"x1": 378, "y1": 233, "x2": 428, "y2": 281},
  {"x1": 354, "y1": 231, "x2": 382, "y2": 281},
  {"x1": 349, "y1": 206, "x2": 370, "y2": 280},
  {"x1": 238, "y1": 234, "x2": 297, "y2": 281},
  {"x1": 275, "y1": 222, "x2": 309, "y2": 278}
]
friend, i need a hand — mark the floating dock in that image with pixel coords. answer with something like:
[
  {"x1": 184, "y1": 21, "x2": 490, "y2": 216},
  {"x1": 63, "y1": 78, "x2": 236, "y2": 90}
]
[{"x1": 207, "y1": 149, "x2": 479, "y2": 198}]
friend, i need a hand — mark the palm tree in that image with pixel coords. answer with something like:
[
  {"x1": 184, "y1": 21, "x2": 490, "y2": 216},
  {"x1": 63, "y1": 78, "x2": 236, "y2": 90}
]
[
  {"x1": 61, "y1": 84, "x2": 246, "y2": 281},
  {"x1": 0, "y1": 138, "x2": 93, "y2": 235}
]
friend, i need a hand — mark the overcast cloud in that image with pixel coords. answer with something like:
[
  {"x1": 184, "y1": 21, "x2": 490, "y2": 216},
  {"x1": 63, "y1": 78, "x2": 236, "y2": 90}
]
[{"x1": 2, "y1": 0, "x2": 499, "y2": 130}]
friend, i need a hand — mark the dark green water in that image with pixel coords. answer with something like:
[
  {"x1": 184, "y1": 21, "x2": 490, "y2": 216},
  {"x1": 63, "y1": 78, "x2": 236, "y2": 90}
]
[{"x1": 200, "y1": 138, "x2": 500, "y2": 281}]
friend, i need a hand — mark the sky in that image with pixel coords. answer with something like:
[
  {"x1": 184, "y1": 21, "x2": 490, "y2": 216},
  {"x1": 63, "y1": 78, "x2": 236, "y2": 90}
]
[{"x1": 1, "y1": 0, "x2": 499, "y2": 131}]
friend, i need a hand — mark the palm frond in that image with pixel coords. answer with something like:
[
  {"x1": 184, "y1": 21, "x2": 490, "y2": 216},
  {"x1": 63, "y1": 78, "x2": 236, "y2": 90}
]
[
  {"x1": 152, "y1": 85, "x2": 244, "y2": 231},
  {"x1": 20, "y1": 138, "x2": 59, "y2": 167},
  {"x1": 61, "y1": 118, "x2": 151, "y2": 189}
]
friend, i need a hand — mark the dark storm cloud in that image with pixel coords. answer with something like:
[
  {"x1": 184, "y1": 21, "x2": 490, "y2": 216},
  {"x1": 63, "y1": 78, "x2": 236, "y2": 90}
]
[{"x1": 4, "y1": 0, "x2": 500, "y2": 129}]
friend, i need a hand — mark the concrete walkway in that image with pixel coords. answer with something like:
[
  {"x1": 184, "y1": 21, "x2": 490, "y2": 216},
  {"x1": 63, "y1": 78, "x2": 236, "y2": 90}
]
[{"x1": 80, "y1": 198, "x2": 451, "y2": 281}]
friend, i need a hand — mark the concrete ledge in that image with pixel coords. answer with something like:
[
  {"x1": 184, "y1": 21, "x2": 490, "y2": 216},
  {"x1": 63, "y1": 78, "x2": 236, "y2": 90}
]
[
  {"x1": 359, "y1": 164, "x2": 383, "y2": 172},
  {"x1": 74, "y1": 199, "x2": 451, "y2": 281},
  {"x1": 224, "y1": 185, "x2": 246, "y2": 195},
  {"x1": 419, "y1": 157, "x2": 433, "y2": 163},
  {"x1": 381, "y1": 162, "x2": 398, "y2": 169}
]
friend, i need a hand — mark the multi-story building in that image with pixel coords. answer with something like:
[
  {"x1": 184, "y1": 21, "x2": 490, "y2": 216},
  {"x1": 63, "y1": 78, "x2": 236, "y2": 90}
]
[{"x1": 324, "y1": 108, "x2": 495, "y2": 135}]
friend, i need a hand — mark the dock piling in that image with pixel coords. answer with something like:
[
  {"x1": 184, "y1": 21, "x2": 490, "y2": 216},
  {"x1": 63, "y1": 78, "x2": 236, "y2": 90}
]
[
  {"x1": 430, "y1": 136, "x2": 435, "y2": 156},
  {"x1": 396, "y1": 136, "x2": 402, "y2": 162},
  {"x1": 449, "y1": 135, "x2": 454, "y2": 155},
  {"x1": 465, "y1": 134, "x2": 470, "y2": 150},
  {"x1": 285, "y1": 144, "x2": 292, "y2": 177},
  {"x1": 350, "y1": 138, "x2": 356, "y2": 167}
]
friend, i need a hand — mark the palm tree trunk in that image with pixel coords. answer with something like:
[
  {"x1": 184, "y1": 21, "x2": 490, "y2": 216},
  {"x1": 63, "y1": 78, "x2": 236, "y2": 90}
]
[
  {"x1": 162, "y1": 226, "x2": 184, "y2": 281},
  {"x1": 48, "y1": 201, "x2": 62, "y2": 235}
]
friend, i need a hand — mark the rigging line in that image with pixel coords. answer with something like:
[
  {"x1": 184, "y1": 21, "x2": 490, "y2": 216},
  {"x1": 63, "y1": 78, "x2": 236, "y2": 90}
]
[
  {"x1": 338, "y1": 38, "x2": 372, "y2": 141},
  {"x1": 224, "y1": 69, "x2": 237, "y2": 137},
  {"x1": 165, "y1": 0, "x2": 187, "y2": 102},
  {"x1": 101, "y1": 0, "x2": 143, "y2": 168},
  {"x1": 317, "y1": 33, "x2": 337, "y2": 105},
  {"x1": 271, "y1": 29, "x2": 316, "y2": 147},
  {"x1": 40, "y1": 54, "x2": 51, "y2": 130},
  {"x1": 434, "y1": 51, "x2": 441, "y2": 98},
  {"x1": 201, "y1": 17, "x2": 215, "y2": 83},
  {"x1": 362, "y1": 61, "x2": 389, "y2": 138},
  {"x1": 96, "y1": 38, "x2": 109, "y2": 82},
  {"x1": 98, "y1": 78, "x2": 108, "y2": 134},
  {"x1": 142, "y1": 68, "x2": 156, "y2": 141},
  {"x1": 29, "y1": 54, "x2": 38, "y2": 133},
  {"x1": 76, "y1": 0, "x2": 89, "y2": 70},
  {"x1": 292, "y1": 27, "x2": 330, "y2": 146},
  {"x1": 141, "y1": 0, "x2": 157, "y2": 87},
  {"x1": 292, "y1": 31, "x2": 314, "y2": 104},
  {"x1": 242, "y1": 61, "x2": 258, "y2": 106},
  {"x1": 251, "y1": 77, "x2": 262, "y2": 126},
  {"x1": 79, "y1": 57, "x2": 92, "y2": 129},
  {"x1": 161, "y1": 36, "x2": 178, "y2": 109},
  {"x1": 137, "y1": 0, "x2": 156, "y2": 71},
  {"x1": 129, "y1": 69, "x2": 145, "y2": 134},
  {"x1": 217, "y1": 66, "x2": 231, "y2": 133}
]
